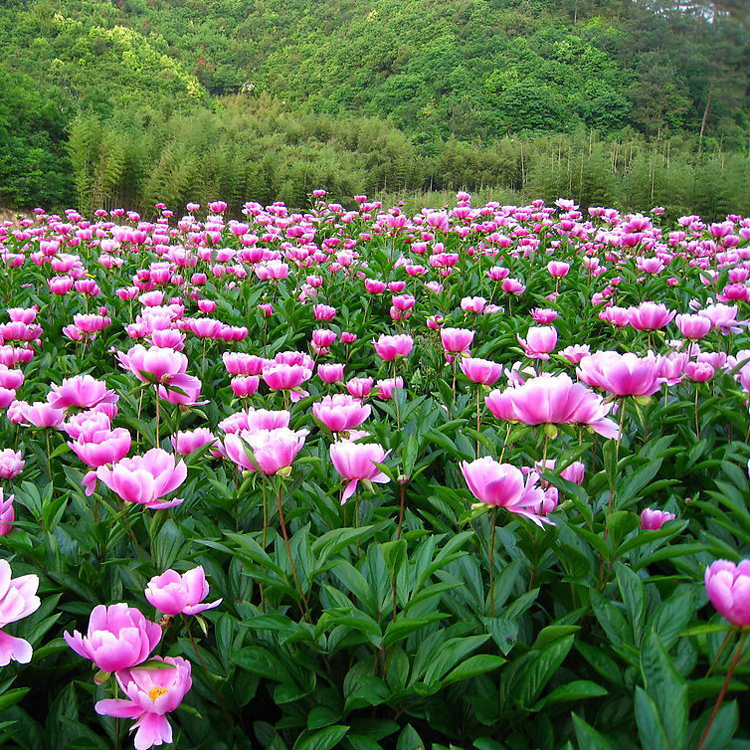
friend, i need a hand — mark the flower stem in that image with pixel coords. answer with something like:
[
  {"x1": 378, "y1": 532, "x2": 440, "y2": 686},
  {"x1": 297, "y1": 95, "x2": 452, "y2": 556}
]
[
  {"x1": 696, "y1": 630, "x2": 747, "y2": 750},
  {"x1": 397, "y1": 482, "x2": 406, "y2": 540},
  {"x1": 489, "y1": 508, "x2": 498, "y2": 618},
  {"x1": 154, "y1": 386, "x2": 160, "y2": 448},
  {"x1": 694, "y1": 385, "x2": 701, "y2": 440},
  {"x1": 476, "y1": 386, "x2": 482, "y2": 458},
  {"x1": 276, "y1": 483, "x2": 308, "y2": 620}
]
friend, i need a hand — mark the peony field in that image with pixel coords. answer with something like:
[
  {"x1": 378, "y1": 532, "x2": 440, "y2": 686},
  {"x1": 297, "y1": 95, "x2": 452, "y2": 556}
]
[{"x1": 0, "y1": 193, "x2": 749, "y2": 750}]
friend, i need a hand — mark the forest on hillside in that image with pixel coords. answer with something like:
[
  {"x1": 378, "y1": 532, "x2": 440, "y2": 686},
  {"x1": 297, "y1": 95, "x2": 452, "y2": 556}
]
[{"x1": 0, "y1": 0, "x2": 748, "y2": 216}]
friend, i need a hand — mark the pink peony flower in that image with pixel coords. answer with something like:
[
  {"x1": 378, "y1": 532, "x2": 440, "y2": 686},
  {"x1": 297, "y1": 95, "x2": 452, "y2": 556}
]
[
  {"x1": 460, "y1": 457, "x2": 550, "y2": 527},
  {"x1": 69, "y1": 428, "x2": 132, "y2": 469},
  {"x1": 628, "y1": 302, "x2": 676, "y2": 331},
  {"x1": 171, "y1": 428, "x2": 216, "y2": 455},
  {"x1": 0, "y1": 489, "x2": 13, "y2": 535},
  {"x1": 441, "y1": 328, "x2": 475, "y2": 354},
  {"x1": 96, "y1": 449, "x2": 187, "y2": 509},
  {"x1": 640, "y1": 508, "x2": 676, "y2": 530},
  {"x1": 95, "y1": 656, "x2": 191, "y2": 750},
  {"x1": 329, "y1": 442, "x2": 390, "y2": 502},
  {"x1": 0, "y1": 449, "x2": 24, "y2": 478},
  {"x1": 577, "y1": 351, "x2": 665, "y2": 397},
  {"x1": 485, "y1": 374, "x2": 620, "y2": 438},
  {"x1": 64, "y1": 603, "x2": 161, "y2": 673},
  {"x1": 313, "y1": 394, "x2": 371, "y2": 432},
  {"x1": 0, "y1": 560, "x2": 40, "y2": 665},
  {"x1": 145, "y1": 566, "x2": 221, "y2": 616},
  {"x1": 675, "y1": 313, "x2": 712, "y2": 340},
  {"x1": 16, "y1": 401, "x2": 65, "y2": 429},
  {"x1": 517, "y1": 326, "x2": 557, "y2": 360},
  {"x1": 372, "y1": 334, "x2": 414, "y2": 361},
  {"x1": 460, "y1": 357, "x2": 503, "y2": 385},
  {"x1": 704, "y1": 560, "x2": 750, "y2": 627}
]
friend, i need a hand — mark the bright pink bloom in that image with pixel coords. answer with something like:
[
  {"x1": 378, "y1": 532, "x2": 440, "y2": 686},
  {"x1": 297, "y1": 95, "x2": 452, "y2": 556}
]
[
  {"x1": 117, "y1": 345, "x2": 189, "y2": 385},
  {"x1": 63, "y1": 409, "x2": 111, "y2": 439},
  {"x1": 347, "y1": 377, "x2": 374, "y2": 399},
  {"x1": 313, "y1": 394, "x2": 370, "y2": 432},
  {"x1": 225, "y1": 428, "x2": 307, "y2": 475},
  {"x1": 48, "y1": 375, "x2": 118, "y2": 410},
  {"x1": 675, "y1": 314, "x2": 712, "y2": 340},
  {"x1": 0, "y1": 366, "x2": 24, "y2": 390},
  {"x1": 145, "y1": 566, "x2": 221, "y2": 616},
  {"x1": 70, "y1": 428, "x2": 132, "y2": 469},
  {"x1": 150, "y1": 329, "x2": 185, "y2": 350},
  {"x1": 0, "y1": 449, "x2": 24, "y2": 478},
  {"x1": 517, "y1": 326, "x2": 557, "y2": 359},
  {"x1": 640, "y1": 508, "x2": 676, "y2": 530},
  {"x1": 156, "y1": 375, "x2": 204, "y2": 406},
  {"x1": 329, "y1": 442, "x2": 390, "y2": 502},
  {"x1": 95, "y1": 656, "x2": 192, "y2": 750},
  {"x1": 230, "y1": 376, "x2": 260, "y2": 398},
  {"x1": 577, "y1": 351, "x2": 665, "y2": 397},
  {"x1": 17, "y1": 401, "x2": 65, "y2": 429},
  {"x1": 686, "y1": 361, "x2": 714, "y2": 382},
  {"x1": 531, "y1": 308, "x2": 557, "y2": 324},
  {"x1": 704, "y1": 560, "x2": 750, "y2": 627},
  {"x1": 96, "y1": 449, "x2": 187, "y2": 509},
  {"x1": 317, "y1": 363, "x2": 344, "y2": 383},
  {"x1": 486, "y1": 374, "x2": 620, "y2": 438},
  {"x1": 547, "y1": 261, "x2": 570, "y2": 278},
  {"x1": 699, "y1": 303, "x2": 746, "y2": 335},
  {"x1": 171, "y1": 428, "x2": 216, "y2": 455},
  {"x1": 461, "y1": 296, "x2": 486, "y2": 313},
  {"x1": 262, "y1": 364, "x2": 312, "y2": 392},
  {"x1": 365, "y1": 279, "x2": 386, "y2": 294},
  {"x1": 599, "y1": 306, "x2": 631, "y2": 327},
  {"x1": 0, "y1": 490, "x2": 13, "y2": 536},
  {"x1": 49, "y1": 276, "x2": 75, "y2": 295},
  {"x1": 373, "y1": 334, "x2": 414, "y2": 361},
  {"x1": 312, "y1": 329, "x2": 337, "y2": 348},
  {"x1": 460, "y1": 357, "x2": 503, "y2": 385},
  {"x1": 440, "y1": 328, "x2": 474, "y2": 354},
  {"x1": 560, "y1": 344, "x2": 590, "y2": 364},
  {"x1": 223, "y1": 353, "x2": 265, "y2": 376},
  {"x1": 460, "y1": 457, "x2": 549, "y2": 527},
  {"x1": 376, "y1": 376, "x2": 404, "y2": 399},
  {"x1": 313, "y1": 304, "x2": 337, "y2": 321},
  {"x1": 629, "y1": 302, "x2": 676, "y2": 331},
  {"x1": 0, "y1": 560, "x2": 40, "y2": 665},
  {"x1": 658, "y1": 352, "x2": 687, "y2": 386},
  {"x1": 64, "y1": 603, "x2": 161, "y2": 673}
]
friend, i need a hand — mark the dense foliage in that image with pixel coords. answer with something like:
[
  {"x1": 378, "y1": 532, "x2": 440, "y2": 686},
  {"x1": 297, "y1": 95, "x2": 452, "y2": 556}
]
[
  {"x1": 0, "y1": 0, "x2": 748, "y2": 213},
  {"x1": 0, "y1": 194, "x2": 749, "y2": 749}
]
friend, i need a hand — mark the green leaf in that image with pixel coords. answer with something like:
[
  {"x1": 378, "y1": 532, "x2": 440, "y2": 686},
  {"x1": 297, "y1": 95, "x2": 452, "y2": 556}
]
[
  {"x1": 483, "y1": 618, "x2": 519, "y2": 656},
  {"x1": 0, "y1": 688, "x2": 29, "y2": 713},
  {"x1": 293, "y1": 725, "x2": 349, "y2": 750},
  {"x1": 440, "y1": 654, "x2": 506, "y2": 685},
  {"x1": 571, "y1": 713, "x2": 613, "y2": 750},
  {"x1": 517, "y1": 634, "x2": 575, "y2": 708},
  {"x1": 396, "y1": 725, "x2": 424, "y2": 750},
  {"x1": 383, "y1": 614, "x2": 446, "y2": 648},
  {"x1": 634, "y1": 686, "x2": 672, "y2": 750},
  {"x1": 640, "y1": 630, "x2": 687, "y2": 749},
  {"x1": 615, "y1": 563, "x2": 646, "y2": 643},
  {"x1": 533, "y1": 680, "x2": 607, "y2": 710}
]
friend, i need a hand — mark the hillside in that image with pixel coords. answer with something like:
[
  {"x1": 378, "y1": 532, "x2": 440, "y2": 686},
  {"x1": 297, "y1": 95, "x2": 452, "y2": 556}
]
[{"x1": 0, "y1": 0, "x2": 748, "y2": 213}]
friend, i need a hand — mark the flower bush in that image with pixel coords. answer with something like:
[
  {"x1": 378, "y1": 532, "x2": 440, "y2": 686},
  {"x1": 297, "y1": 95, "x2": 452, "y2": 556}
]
[{"x1": 0, "y1": 194, "x2": 748, "y2": 748}]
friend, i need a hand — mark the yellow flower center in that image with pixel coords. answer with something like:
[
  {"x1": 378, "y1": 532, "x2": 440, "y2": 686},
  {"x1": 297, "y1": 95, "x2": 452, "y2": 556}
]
[{"x1": 148, "y1": 687, "x2": 168, "y2": 702}]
